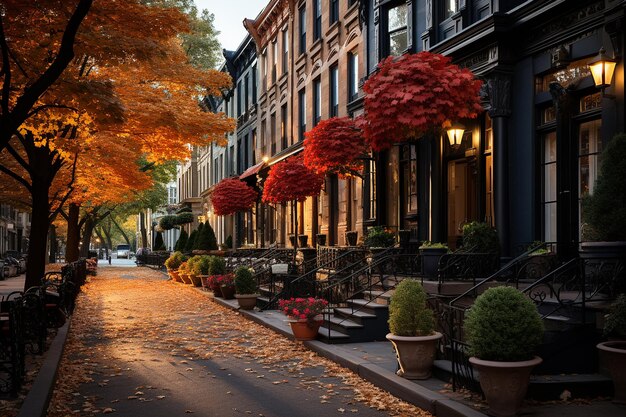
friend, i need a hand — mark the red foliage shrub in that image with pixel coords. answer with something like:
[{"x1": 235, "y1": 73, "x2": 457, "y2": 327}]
[
  {"x1": 210, "y1": 178, "x2": 258, "y2": 216},
  {"x1": 303, "y1": 117, "x2": 367, "y2": 177},
  {"x1": 360, "y1": 51, "x2": 483, "y2": 151},
  {"x1": 262, "y1": 155, "x2": 324, "y2": 204}
]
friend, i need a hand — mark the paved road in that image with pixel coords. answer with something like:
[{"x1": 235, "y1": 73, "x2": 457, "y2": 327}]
[{"x1": 47, "y1": 268, "x2": 428, "y2": 417}]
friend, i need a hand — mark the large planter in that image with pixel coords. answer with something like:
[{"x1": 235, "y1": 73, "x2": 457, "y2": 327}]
[
  {"x1": 189, "y1": 273, "x2": 202, "y2": 287},
  {"x1": 420, "y1": 248, "x2": 447, "y2": 278},
  {"x1": 345, "y1": 231, "x2": 358, "y2": 246},
  {"x1": 169, "y1": 269, "x2": 181, "y2": 282},
  {"x1": 235, "y1": 294, "x2": 258, "y2": 310},
  {"x1": 289, "y1": 319, "x2": 322, "y2": 341},
  {"x1": 298, "y1": 235, "x2": 309, "y2": 248},
  {"x1": 469, "y1": 356, "x2": 542, "y2": 417},
  {"x1": 198, "y1": 275, "x2": 210, "y2": 290},
  {"x1": 221, "y1": 285, "x2": 235, "y2": 300},
  {"x1": 211, "y1": 284, "x2": 223, "y2": 297},
  {"x1": 316, "y1": 234, "x2": 327, "y2": 246},
  {"x1": 386, "y1": 332, "x2": 442, "y2": 379},
  {"x1": 180, "y1": 273, "x2": 193, "y2": 285},
  {"x1": 597, "y1": 341, "x2": 626, "y2": 403},
  {"x1": 398, "y1": 230, "x2": 411, "y2": 247},
  {"x1": 289, "y1": 235, "x2": 297, "y2": 247}
]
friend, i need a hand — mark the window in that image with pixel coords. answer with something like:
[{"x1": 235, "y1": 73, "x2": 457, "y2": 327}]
[
  {"x1": 272, "y1": 40, "x2": 277, "y2": 82},
  {"x1": 386, "y1": 3, "x2": 408, "y2": 56},
  {"x1": 298, "y1": 89, "x2": 306, "y2": 142},
  {"x1": 251, "y1": 64, "x2": 257, "y2": 104},
  {"x1": 299, "y1": 7, "x2": 306, "y2": 55},
  {"x1": 578, "y1": 119, "x2": 602, "y2": 235},
  {"x1": 443, "y1": 0, "x2": 459, "y2": 19},
  {"x1": 402, "y1": 144, "x2": 418, "y2": 214},
  {"x1": 282, "y1": 29, "x2": 288, "y2": 74},
  {"x1": 330, "y1": 0, "x2": 339, "y2": 25},
  {"x1": 262, "y1": 49, "x2": 267, "y2": 91},
  {"x1": 251, "y1": 129, "x2": 257, "y2": 163},
  {"x1": 261, "y1": 119, "x2": 267, "y2": 157},
  {"x1": 244, "y1": 73, "x2": 249, "y2": 112},
  {"x1": 348, "y1": 51, "x2": 359, "y2": 102},
  {"x1": 541, "y1": 131, "x2": 557, "y2": 243},
  {"x1": 313, "y1": 78, "x2": 321, "y2": 126},
  {"x1": 330, "y1": 65, "x2": 338, "y2": 117},
  {"x1": 281, "y1": 104, "x2": 288, "y2": 149},
  {"x1": 314, "y1": 0, "x2": 322, "y2": 41},
  {"x1": 484, "y1": 115, "x2": 494, "y2": 226},
  {"x1": 236, "y1": 81, "x2": 242, "y2": 116},
  {"x1": 271, "y1": 113, "x2": 277, "y2": 155},
  {"x1": 365, "y1": 158, "x2": 377, "y2": 220}
]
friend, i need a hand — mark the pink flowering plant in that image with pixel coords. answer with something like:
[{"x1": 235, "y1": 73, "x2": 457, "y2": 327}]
[{"x1": 278, "y1": 297, "x2": 329, "y2": 324}]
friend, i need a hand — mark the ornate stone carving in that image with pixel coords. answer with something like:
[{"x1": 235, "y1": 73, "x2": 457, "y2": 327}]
[{"x1": 483, "y1": 74, "x2": 512, "y2": 118}]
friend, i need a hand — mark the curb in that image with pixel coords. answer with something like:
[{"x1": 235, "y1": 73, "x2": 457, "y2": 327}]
[
  {"x1": 18, "y1": 319, "x2": 71, "y2": 417},
  {"x1": 203, "y1": 289, "x2": 487, "y2": 417}
]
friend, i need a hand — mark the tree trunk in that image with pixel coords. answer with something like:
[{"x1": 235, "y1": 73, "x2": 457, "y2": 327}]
[
  {"x1": 111, "y1": 215, "x2": 131, "y2": 246},
  {"x1": 80, "y1": 215, "x2": 95, "y2": 258},
  {"x1": 24, "y1": 182, "x2": 51, "y2": 291},
  {"x1": 65, "y1": 203, "x2": 81, "y2": 262},
  {"x1": 139, "y1": 211, "x2": 147, "y2": 249},
  {"x1": 48, "y1": 224, "x2": 57, "y2": 263}
]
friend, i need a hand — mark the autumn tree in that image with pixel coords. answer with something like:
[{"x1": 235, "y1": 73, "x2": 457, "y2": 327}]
[{"x1": 0, "y1": 2, "x2": 235, "y2": 290}]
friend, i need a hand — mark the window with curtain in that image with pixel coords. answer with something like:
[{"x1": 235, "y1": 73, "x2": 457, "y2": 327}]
[
  {"x1": 314, "y1": 0, "x2": 322, "y2": 41},
  {"x1": 313, "y1": 78, "x2": 321, "y2": 126},
  {"x1": 330, "y1": 64, "x2": 338, "y2": 117},
  {"x1": 386, "y1": 2, "x2": 408, "y2": 57},
  {"x1": 299, "y1": 6, "x2": 306, "y2": 54},
  {"x1": 298, "y1": 89, "x2": 306, "y2": 141},
  {"x1": 348, "y1": 51, "x2": 359, "y2": 102}
]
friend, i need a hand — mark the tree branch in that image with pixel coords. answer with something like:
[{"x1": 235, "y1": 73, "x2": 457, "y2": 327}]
[
  {"x1": 0, "y1": 15, "x2": 12, "y2": 116},
  {"x1": 0, "y1": 158, "x2": 32, "y2": 191},
  {"x1": 27, "y1": 103, "x2": 79, "y2": 119},
  {"x1": 5, "y1": 142, "x2": 31, "y2": 174}
]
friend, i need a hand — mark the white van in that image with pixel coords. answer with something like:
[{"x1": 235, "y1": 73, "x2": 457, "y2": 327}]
[{"x1": 116, "y1": 244, "x2": 131, "y2": 259}]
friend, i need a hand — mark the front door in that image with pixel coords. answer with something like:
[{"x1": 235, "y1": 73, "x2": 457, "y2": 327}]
[{"x1": 447, "y1": 158, "x2": 478, "y2": 250}]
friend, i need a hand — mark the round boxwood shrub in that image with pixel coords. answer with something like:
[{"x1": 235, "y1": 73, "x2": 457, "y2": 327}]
[
  {"x1": 388, "y1": 279, "x2": 435, "y2": 336},
  {"x1": 462, "y1": 221, "x2": 500, "y2": 253},
  {"x1": 465, "y1": 286, "x2": 544, "y2": 361},
  {"x1": 159, "y1": 215, "x2": 178, "y2": 231},
  {"x1": 234, "y1": 266, "x2": 256, "y2": 295},
  {"x1": 603, "y1": 294, "x2": 626, "y2": 338},
  {"x1": 208, "y1": 256, "x2": 226, "y2": 276},
  {"x1": 175, "y1": 212, "x2": 194, "y2": 225}
]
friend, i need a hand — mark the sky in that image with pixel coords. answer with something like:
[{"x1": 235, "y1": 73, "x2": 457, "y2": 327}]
[{"x1": 194, "y1": 0, "x2": 268, "y2": 51}]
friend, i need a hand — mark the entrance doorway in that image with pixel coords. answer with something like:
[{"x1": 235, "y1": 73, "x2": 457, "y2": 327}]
[{"x1": 447, "y1": 158, "x2": 478, "y2": 250}]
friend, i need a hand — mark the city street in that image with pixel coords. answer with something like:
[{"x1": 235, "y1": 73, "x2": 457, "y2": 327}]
[{"x1": 46, "y1": 268, "x2": 429, "y2": 417}]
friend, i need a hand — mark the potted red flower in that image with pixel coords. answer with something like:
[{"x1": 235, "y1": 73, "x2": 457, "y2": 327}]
[{"x1": 279, "y1": 297, "x2": 328, "y2": 341}]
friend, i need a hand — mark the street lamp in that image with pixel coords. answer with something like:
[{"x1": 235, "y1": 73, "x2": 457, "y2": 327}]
[
  {"x1": 588, "y1": 47, "x2": 616, "y2": 96},
  {"x1": 446, "y1": 123, "x2": 466, "y2": 147}
]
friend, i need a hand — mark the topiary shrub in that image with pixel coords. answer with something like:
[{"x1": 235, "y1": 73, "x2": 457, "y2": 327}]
[
  {"x1": 603, "y1": 294, "x2": 626, "y2": 338},
  {"x1": 388, "y1": 279, "x2": 435, "y2": 336},
  {"x1": 465, "y1": 286, "x2": 544, "y2": 361},
  {"x1": 154, "y1": 231, "x2": 166, "y2": 251},
  {"x1": 185, "y1": 230, "x2": 198, "y2": 252},
  {"x1": 164, "y1": 251, "x2": 186, "y2": 270},
  {"x1": 175, "y1": 212, "x2": 194, "y2": 225},
  {"x1": 225, "y1": 235, "x2": 233, "y2": 249},
  {"x1": 191, "y1": 255, "x2": 211, "y2": 276},
  {"x1": 208, "y1": 256, "x2": 226, "y2": 276},
  {"x1": 159, "y1": 215, "x2": 178, "y2": 231},
  {"x1": 234, "y1": 266, "x2": 256, "y2": 294},
  {"x1": 462, "y1": 221, "x2": 500, "y2": 254},
  {"x1": 364, "y1": 226, "x2": 396, "y2": 248},
  {"x1": 195, "y1": 222, "x2": 218, "y2": 250},
  {"x1": 582, "y1": 133, "x2": 626, "y2": 241},
  {"x1": 174, "y1": 229, "x2": 188, "y2": 251}
]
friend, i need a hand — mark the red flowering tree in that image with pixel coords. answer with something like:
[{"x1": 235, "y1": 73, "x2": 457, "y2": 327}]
[
  {"x1": 361, "y1": 51, "x2": 483, "y2": 151},
  {"x1": 210, "y1": 178, "x2": 258, "y2": 216},
  {"x1": 262, "y1": 155, "x2": 324, "y2": 204},
  {"x1": 303, "y1": 117, "x2": 367, "y2": 177}
]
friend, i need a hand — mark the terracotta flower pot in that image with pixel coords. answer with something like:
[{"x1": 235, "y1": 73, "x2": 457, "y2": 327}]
[
  {"x1": 289, "y1": 319, "x2": 322, "y2": 341},
  {"x1": 235, "y1": 294, "x2": 258, "y2": 310},
  {"x1": 386, "y1": 332, "x2": 443, "y2": 379},
  {"x1": 198, "y1": 275, "x2": 210, "y2": 290},
  {"x1": 211, "y1": 284, "x2": 223, "y2": 297},
  {"x1": 170, "y1": 270, "x2": 180, "y2": 282},
  {"x1": 189, "y1": 273, "x2": 202, "y2": 287},
  {"x1": 597, "y1": 341, "x2": 626, "y2": 403},
  {"x1": 469, "y1": 356, "x2": 542, "y2": 417}
]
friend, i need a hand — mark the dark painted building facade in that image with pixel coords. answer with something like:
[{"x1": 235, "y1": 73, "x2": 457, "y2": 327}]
[{"x1": 359, "y1": 0, "x2": 624, "y2": 256}]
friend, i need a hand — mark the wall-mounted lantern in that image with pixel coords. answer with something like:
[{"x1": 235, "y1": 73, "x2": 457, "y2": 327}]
[
  {"x1": 588, "y1": 47, "x2": 617, "y2": 97},
  {"x1": 446, "y1": 123, "x2": 466, "y2": 147}
]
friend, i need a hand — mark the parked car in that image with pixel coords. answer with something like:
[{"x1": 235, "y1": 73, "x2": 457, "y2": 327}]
[
  {"x1": 5, "y1": 252, "x2": 26, "y2": 274},
  {"x1": 116, "y1": 244, "x2": 131, "y2": 259},
  {"x1": 0, "y1": 258, "x2": 18, "y2": 278}
]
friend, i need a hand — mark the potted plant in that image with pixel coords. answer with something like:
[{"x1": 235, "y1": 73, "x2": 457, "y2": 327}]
[
  {"x1": 191, "y1": 255, "x2": 211, "y2": 289},
  {"x1": 164, "y1": 251, "x2": 186, "y2": 282},
  {"x1": 298, "y1": 234, "x2": 309, "y2": 248},
  {"x1": 219, "y1": 273, "x2": 236, "y2": 300},
  {"x1": 278, "y1": 297, "x2": 328, "y2": 341},
  {"x1": 398, "y1": 229, "x2": 411, "y2": 247},
  {"x1": 597, "y1": 294, "x2": 626, "y2": 403},
  {"x1": 186, "y1": 255, "x2": 203, "y2": 286},
  {"x1": 385, "y1": 279, "x2": 442, "y2": 379},
  {"x1": 289, "y1": 234, "x2": 297, "y2": 247},
  {"x1": 461, "y1": 221, "x2": 500, "y2": 254},
  {"x1": 316, "y1": 233, "x2": 327, "y2": 246},
  {"x1": 418, "y1": 242, "x2": 448, "y2": 279},
  {"x1": 234, "y1": 266, "x2": 259, "y2": 310},
  {"x1": 345, "y1": 230, "x2": 358, "y2": 246},
  {"x1": 364, "y1": 226, "x2": 395, "y2": 248},
  {"x1": 465, "y1": 286, "x2": 544, "y2": 417},
  {"x1": 177, "y1": 261, "x2": 191, "y2": 284},
  {"x1": 581, "y1": 133, "x2": 626, "y2": 260},
  {"x1": 206, "y1": 256, "x2": 227, "y2": 295}
]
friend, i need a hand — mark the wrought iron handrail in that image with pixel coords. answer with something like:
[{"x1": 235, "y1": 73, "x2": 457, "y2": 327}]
[{"x1": 287, "y1": 247, "x2": 369, "y2": 290}]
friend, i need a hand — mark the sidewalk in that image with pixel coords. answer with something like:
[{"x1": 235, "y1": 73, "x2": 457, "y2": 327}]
[
  {"x1": 0, "y1": 273, "x2": 25, "y2": 297},
  {"x1": 205, "y1": 290, "x2": 626, "y2": 417}
]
